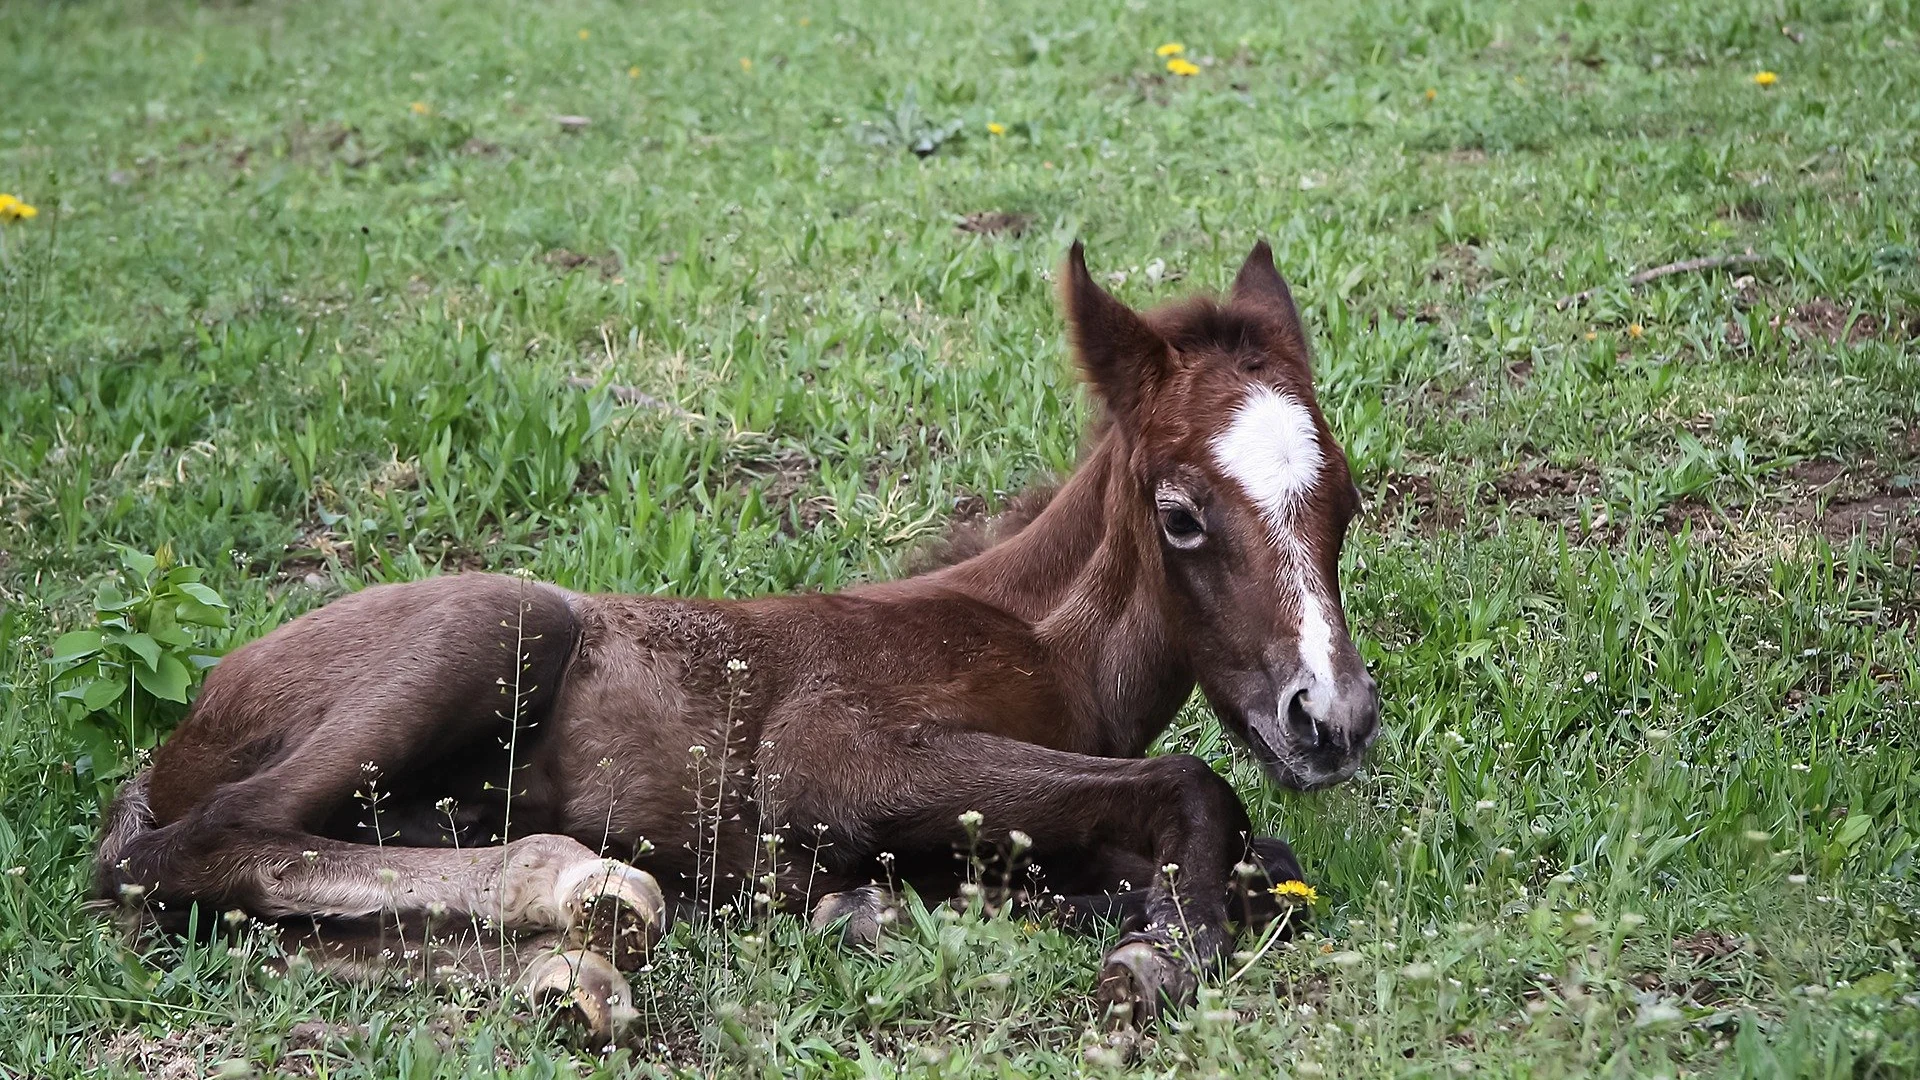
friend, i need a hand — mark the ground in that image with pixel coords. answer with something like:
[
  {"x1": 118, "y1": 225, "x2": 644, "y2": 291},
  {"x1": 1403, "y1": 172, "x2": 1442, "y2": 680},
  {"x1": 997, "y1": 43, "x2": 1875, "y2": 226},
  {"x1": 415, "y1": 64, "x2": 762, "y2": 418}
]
[{"x1": 2, "y1": 0, "x2": 1919, "y2": 1076}]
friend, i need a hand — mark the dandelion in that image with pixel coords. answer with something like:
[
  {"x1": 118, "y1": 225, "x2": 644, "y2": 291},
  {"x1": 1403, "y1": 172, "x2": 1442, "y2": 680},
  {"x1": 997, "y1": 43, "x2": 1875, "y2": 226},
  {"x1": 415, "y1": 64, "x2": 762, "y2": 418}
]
[
  {"x1": 739, "y1": 57, "x2": 753, "y2": 72},
  {"x1": 1271, "y1": 879, "x2": 1319, "y2": 904},
  {"x1": 987, "y1": 122, "x2": 1006, "y2": 136},
  {"x1": 1424, "y1": 87, "x2": 1437, "y2": 101},
  {"x1": 1753, "y1": 71, "x2": 1778, "y2": 86},
  {"x1": 1156, "y1": 42, "x2": 1186, "y2": 57},
  {"x1": 409, "y1": 101, "x2": 430, "y2": 115},
  {"x1": 1166, "y1": 57, "x2": 1200, "y2": 77},
  {"x1": 578, "y1": 29, "x2": 590, "y2": 40},
  {"x1": 1627, "y1": 323, "x2": 1645, "y2": 338},
  {"x1": 0, "y1": 194, "x2": 38, "y2": 222},
  {"x1": 628, "y1": 66, "x2": 640, "y2": 78}
]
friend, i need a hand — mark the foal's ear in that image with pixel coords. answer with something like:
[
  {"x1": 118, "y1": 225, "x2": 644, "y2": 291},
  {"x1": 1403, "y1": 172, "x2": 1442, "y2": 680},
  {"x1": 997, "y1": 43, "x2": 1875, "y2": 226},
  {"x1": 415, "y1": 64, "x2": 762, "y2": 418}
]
[
  {"x1": 1232, "y1": 240, "x2": 1306, "y2": 342},
  {"x1": 1061, "y1": 241, "x2": 1171, "y2": 426}
]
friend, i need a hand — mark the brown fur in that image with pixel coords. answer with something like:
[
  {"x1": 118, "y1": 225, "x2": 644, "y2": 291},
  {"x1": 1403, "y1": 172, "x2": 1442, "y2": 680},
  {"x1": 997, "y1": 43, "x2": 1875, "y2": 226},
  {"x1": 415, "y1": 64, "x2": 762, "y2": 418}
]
[{"x1": 95, "y1": 242, "x2": 1380, "y2": 1023}]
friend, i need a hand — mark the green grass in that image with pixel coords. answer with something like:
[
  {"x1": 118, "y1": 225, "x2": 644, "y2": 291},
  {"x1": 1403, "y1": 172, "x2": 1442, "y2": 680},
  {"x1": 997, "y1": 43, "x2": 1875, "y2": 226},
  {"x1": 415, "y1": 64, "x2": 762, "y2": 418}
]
[{"x1": 4, "y1": 0, "x2": 1920, "y2": 1075}]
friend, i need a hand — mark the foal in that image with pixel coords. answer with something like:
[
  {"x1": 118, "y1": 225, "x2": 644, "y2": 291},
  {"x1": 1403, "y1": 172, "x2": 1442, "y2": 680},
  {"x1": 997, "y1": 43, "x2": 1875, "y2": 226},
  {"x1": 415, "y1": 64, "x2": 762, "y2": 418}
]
[{"x1": 95, "y1": 242, "x2": 1380, "y2": 1037}]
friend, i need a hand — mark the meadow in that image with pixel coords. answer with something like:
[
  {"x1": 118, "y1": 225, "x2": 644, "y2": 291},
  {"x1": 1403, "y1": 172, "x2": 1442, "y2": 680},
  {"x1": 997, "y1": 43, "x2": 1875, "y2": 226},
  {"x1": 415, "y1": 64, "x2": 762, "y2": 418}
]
[{"x1": 3, "y1": 0, "x2": 1919, "y2": 1075}]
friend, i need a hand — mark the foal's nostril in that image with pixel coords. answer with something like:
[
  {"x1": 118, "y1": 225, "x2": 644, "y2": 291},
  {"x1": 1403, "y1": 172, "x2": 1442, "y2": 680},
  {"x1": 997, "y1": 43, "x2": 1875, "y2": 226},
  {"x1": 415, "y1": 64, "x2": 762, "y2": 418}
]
[{"x1": 1283, "y1": 689, "x2": 1320, "y2": 748}]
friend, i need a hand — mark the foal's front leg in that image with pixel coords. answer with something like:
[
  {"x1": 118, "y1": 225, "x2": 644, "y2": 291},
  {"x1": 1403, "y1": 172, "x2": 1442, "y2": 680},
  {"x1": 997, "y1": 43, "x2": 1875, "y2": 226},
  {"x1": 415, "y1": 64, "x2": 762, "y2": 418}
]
[{"x1": 787, "y1": 727, "x2": 1256, "y2": 1022}]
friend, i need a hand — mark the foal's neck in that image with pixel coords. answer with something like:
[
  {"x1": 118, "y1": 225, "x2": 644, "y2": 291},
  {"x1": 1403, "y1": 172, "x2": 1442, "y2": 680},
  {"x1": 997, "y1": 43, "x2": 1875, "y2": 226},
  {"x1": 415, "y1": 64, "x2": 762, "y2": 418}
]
[{"x1": 935, "y1": 431, "x2": 1193, "y2": 754}]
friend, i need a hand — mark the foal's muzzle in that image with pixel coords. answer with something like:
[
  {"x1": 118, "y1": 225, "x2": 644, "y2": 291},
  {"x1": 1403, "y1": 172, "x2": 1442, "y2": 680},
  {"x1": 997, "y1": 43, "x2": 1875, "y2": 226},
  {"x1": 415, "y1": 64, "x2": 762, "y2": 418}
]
[{"x1": 1253, "y1": 670, "x2": 1380, "y2": 789}]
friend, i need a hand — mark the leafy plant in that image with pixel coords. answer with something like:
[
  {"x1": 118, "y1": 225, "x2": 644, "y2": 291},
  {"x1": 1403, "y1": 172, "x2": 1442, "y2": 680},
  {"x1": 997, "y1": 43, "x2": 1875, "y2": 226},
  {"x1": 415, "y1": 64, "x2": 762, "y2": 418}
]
[
  {"x1": 857, "y1": 84, "x2": 964, "y2": 157},
  {"x1": 49, "y1": 545, "x2": 229, "y2": 781}
]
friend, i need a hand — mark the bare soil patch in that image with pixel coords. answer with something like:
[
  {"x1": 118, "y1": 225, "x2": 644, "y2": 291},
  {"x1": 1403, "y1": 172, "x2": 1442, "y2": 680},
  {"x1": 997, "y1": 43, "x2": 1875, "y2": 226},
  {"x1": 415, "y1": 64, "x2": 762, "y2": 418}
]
[
  {"x1": 544, "y1": 248, "x2": 622, "y2": 279},
  {"x1": 92, "y1": 1024, "x2": 238, "y2": 1080},
  {"x1": 1373, "y1": 471, "x2": 1464, "y2": 536},
  {"x1": 955, "y1": 211, "x2": 1031, "y2": 238}
]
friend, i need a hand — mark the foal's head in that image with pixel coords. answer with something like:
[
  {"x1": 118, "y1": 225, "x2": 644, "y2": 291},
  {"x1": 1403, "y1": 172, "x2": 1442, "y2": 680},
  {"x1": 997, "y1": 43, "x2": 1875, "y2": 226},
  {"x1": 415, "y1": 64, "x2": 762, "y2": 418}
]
[{"x1": 1065, "y1": 241, "x2": 1380, "y2": 790}]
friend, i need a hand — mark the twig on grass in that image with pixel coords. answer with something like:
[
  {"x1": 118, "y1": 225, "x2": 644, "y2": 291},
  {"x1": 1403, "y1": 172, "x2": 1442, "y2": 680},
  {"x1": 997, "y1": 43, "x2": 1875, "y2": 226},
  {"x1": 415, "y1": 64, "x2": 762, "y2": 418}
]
[{"x1": 1554, "y1": 252, "x2": 1770, "y2": 310}]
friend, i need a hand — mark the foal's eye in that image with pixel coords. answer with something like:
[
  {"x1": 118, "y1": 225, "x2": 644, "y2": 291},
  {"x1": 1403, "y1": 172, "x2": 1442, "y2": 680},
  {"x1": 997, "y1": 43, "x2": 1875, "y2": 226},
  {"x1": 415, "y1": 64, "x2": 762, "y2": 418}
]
[{"x1": 1160, "y1": 506, "x2": 1206, "y2": 547}]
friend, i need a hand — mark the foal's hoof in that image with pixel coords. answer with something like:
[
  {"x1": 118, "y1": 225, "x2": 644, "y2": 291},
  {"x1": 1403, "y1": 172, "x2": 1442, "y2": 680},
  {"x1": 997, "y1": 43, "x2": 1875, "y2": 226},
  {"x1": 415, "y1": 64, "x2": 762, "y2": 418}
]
[
  {"x1": 557, "y1": 859, "x2": 666, "y2": 971},
  {"x1": 1096, "y1": 938, "x2": 1197, "y2": 1028},
  {"x1": 810, "y1": 885, "x2": 896, "y2": 949},
  {"x1": 519, "y1": 948, "x2": 637, "y2": 1047}
]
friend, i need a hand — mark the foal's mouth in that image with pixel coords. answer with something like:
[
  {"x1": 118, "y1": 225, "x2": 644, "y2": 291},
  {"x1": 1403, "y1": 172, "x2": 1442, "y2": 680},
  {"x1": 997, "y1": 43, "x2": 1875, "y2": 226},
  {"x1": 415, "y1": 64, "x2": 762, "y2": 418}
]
[{"x1": 1234, "y1": 707, "x2": 1366, "y2": 792}]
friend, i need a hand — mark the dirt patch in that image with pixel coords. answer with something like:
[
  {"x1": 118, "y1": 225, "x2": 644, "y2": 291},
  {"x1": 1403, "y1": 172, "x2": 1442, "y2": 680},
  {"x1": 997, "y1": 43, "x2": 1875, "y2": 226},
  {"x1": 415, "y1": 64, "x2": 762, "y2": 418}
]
[
  {"x1": 1428, "y1": 243, "x2": 1488, "y2": 291},
  {"x1": 740, "y1": 449, "x2": 832, "y2": 537},
  {"x1": 1373, "y1": 472, "x2": 1464, "y2": 535},
  {"x1": 1774, "y1": 451, "x2": 1920, "y2": 562},
  {"x1": 1674, "y1": 929, "x2": 1748, "y2": 962},
  {"x1": 92, "y1": 1024, "x2": 239, "y2": 1080},
  {"x1": 544, "y1": 248, "x2": 622, "y2": 279},
  {"x1": 1789, "y1": 298, "x2": 1885, "y2": 345},
  {"x1": 955, "y1": 211, "x2": 1031, "y2": 238},
  {"x1": 1490, "y1": 462, "x2": 1602, "y2": 505}
]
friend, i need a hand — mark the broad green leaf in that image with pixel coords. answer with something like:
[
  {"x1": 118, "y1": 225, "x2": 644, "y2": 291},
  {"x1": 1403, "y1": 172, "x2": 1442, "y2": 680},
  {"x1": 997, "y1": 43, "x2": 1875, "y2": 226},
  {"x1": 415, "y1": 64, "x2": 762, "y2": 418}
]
[
  {"x1": 174, "y1": 581, "x2": 227, "y2": 609},
  {"x1": 49, "y1": 630, "x2": 103, "y2": 663},
  {"x1": 134, "y1": 653, "x2": 191, "y2": 703},
  {"x1": 94, "y1": 581, "x2": 131, "y2": 613},
  {"x1": 1835, "y1": 813, "x2": 1874, "y2": 852},
  {"x1": 117, "y1": 546, "x2": 157, "y2": 580},
  {"x1": 83, "y1": 678, "x2": 127, "y2": 711},
  {"x1": 111, "y1": 631, "x2": 161, "y2": 669}
]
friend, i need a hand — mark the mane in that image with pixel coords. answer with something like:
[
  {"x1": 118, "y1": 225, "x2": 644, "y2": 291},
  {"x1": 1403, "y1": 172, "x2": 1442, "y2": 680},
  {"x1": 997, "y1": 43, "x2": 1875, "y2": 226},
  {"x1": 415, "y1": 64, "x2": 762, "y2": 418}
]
[
  {"x1": 909, "y1": 483, "x2": 1062, "y2": 572},
  {"x1": 1144, "y1": 296, "x2": 1308, "y2": 369}
]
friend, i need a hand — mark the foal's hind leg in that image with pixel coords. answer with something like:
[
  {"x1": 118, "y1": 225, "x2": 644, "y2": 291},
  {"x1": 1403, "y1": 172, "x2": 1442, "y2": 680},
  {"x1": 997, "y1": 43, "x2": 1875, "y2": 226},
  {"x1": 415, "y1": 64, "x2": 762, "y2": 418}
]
[{"x1": 116, "y1": 821, "x2": 666, "y2": 968}]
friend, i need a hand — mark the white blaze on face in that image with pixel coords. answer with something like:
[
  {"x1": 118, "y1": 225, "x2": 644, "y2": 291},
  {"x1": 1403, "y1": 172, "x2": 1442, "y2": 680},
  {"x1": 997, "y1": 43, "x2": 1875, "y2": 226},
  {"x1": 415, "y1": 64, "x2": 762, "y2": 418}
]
[{"x1": 1208, "y1": 385, "x2": 1338, "y2": 688}]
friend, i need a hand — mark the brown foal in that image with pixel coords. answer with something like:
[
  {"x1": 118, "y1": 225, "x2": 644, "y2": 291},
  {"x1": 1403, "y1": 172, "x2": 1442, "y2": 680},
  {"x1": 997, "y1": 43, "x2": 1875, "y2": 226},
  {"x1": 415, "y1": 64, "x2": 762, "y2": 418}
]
[{"x1": 95, "y1": 241, "x2": 1380, "y2": 1037}]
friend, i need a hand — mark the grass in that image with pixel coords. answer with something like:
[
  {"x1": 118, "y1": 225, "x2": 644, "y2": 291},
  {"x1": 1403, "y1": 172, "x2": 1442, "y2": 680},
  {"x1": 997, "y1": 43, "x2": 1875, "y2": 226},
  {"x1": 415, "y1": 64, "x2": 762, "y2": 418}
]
[{"x1": 3, "y1": 0, "x2": 1919, "y2": 1075}]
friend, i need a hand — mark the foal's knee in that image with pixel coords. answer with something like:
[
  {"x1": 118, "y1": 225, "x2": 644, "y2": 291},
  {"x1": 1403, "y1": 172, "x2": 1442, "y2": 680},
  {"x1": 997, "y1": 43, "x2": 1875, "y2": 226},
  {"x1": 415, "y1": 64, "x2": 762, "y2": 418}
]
[{"x1": 1147, "y1": 755, "x2": 1250, "y2": 855}]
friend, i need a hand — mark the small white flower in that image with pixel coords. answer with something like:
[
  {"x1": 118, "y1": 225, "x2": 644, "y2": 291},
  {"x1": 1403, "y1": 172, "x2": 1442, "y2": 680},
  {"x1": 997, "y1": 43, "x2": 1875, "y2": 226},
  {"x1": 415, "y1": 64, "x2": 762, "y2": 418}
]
[
  {"x1": 1475, "y1": 799, "x2": 1496, "y2": 812},
  {"x1": 957, "y1": 809, "x2": 984, "y2": 829},
  {"x1": 1788, "y1": 873, "x2": 1809, "y2": 885}
]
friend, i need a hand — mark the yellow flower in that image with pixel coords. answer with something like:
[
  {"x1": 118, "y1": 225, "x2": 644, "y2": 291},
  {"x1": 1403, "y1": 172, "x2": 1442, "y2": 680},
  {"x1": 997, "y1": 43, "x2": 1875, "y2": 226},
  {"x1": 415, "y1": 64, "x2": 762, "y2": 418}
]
[
  {"x1": 0, "y1": 194, "x2": 39, "y2": 222},
  {"x1": 799, "y1": 16, "x2": 812, "y2": 26},
  {"x1": 1753, "y1": 70, "x2": 1778, "y2": 86},
  {"x1": 578, "y1": 29, "x2": 590, "y2": 40},
  {"x1": 1271, "y1": 880, "x2": 1319, "y2": 904},
  {"x1": 1627, "y1": 323, "x2": 1644, "y2": 338},
  {"x1": 1166, "y1": 57, "x2": 1200, "y2": 77},
  {"x1": 628, "y1": 65, "x2": 641, "y2": 78},
  {"x1": 409, "y1": 101, "x2": 430, "y2": 115},
  {"x1": 1424, "y1": 87, "x2": 1437, "y2": 101},
  {"x1": 987, "y1": 122, "x2": 1006, "y2": 136},
  {"x1": 1156, "y1": 42, "x2": 1185, "y2": 57},
  {"x1": 739, "y1": 57, "x2": 753, "y2": 72}
]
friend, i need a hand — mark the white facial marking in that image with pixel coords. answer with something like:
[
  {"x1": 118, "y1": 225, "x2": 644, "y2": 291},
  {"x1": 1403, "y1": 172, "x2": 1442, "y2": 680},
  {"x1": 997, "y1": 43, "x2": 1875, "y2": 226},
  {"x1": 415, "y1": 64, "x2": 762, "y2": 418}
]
[
  {"x1": 1210, "y1": 386, "x2": 1323, "y2": 524},
  {"x1": 1209, "y1": 385, "x2": 1338, "y2": 689}
]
